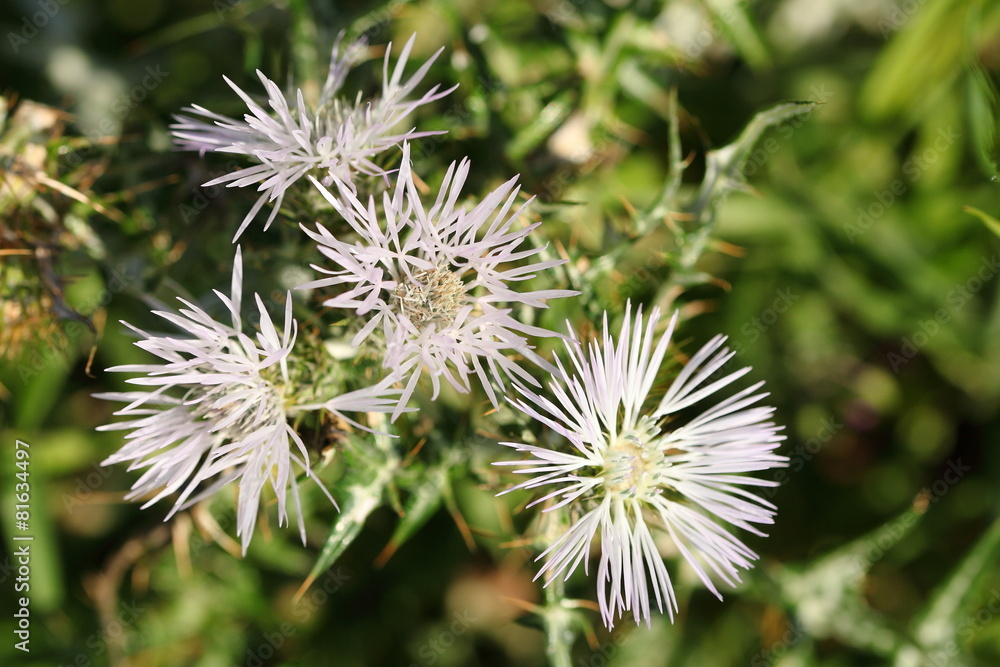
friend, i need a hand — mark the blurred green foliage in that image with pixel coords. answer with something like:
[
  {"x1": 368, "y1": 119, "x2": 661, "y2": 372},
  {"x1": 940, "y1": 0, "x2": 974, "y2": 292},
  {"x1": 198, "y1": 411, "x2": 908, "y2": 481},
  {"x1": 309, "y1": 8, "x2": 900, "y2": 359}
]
[{"x1": 2, "y1": 0, "x2": 1000, "y2": 666}]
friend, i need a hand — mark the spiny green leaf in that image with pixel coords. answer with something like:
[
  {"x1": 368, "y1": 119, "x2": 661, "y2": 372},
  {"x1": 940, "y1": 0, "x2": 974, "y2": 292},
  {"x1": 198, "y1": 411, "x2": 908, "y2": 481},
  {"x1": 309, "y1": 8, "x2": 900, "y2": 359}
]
[
  {"x1": 694, "y1": 101, "x2": 817, "y2": 212},
  {"x1": 911, "y1": 518, "x2": 1000, "y2": 658},
  {"x1": 775, "y1": 498, "x2": 928, "y2": 657},
  {"x1": 508, "y1": 91, "x2": 574, "y2": 161},
  {"x1": 298, "y1": 470, "x2": 391, "y2": 597},
  {"x1": 379, "y1": 462, "x2": 449, "y2": 562},
  {"x1": 679, "y1": 100, "x2": 816, "y2": 270},
  {"x1": 299, "y1": 422, "x2": 398, "y2": 595}
]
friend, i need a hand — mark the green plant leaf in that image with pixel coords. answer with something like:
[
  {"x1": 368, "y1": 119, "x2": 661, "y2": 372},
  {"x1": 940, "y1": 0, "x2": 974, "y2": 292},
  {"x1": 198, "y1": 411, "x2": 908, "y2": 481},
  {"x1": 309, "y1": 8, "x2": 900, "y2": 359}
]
[
  {"x1": 705, "y1": 0, "x2": 772, "y2": 69},
  {"x1": 897, "y1": 518, "x2": 1000, "y2": 666},
  {"x1": 508, "y1": 91, "x2": 574, "y2": 161},
  {"x1": 297, "y1": 423, "x2": 398, "y2": 597},
  {"x1": 860, "y1": 0, "x2": 975, "y2": 122},
  {"x1": 678, "y1": 100, "x2": 817, "y2": 272},
  {"x1": 965, "y1": 61, "x2": 999, "y2": 177},
  {"x1": 377, "y1": 461, "x2": 449, "y2": 564},
  {"x1": 964, "y1": 205, "x2": 1000, "y2": 238},
  {"x1": 774, "y1": 498, "x2": 927, "y2": 657}
]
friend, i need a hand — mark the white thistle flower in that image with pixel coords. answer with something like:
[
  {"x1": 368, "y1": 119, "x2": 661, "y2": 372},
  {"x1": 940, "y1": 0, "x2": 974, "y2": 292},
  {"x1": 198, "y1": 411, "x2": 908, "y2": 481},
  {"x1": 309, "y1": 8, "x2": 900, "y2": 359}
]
[
  {"x1": 171, "y1": 34, "x2": 455, "y2": 240},
  {"x1": 97, "y1": 247, "x2": 402, "y2": 554},
  {"x1": 299, "y1": 142, "x2": 577, "y2": 419},
  {"x1": 495, "y1": 303, "x2": 787, "y2": 628}
]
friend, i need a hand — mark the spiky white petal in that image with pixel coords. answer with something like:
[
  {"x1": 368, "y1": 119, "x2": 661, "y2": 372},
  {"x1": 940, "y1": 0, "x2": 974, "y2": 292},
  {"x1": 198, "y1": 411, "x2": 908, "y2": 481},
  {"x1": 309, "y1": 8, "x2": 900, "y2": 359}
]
[{"x1": 496, "y1": 303, "x2": 787, "y2": 628}]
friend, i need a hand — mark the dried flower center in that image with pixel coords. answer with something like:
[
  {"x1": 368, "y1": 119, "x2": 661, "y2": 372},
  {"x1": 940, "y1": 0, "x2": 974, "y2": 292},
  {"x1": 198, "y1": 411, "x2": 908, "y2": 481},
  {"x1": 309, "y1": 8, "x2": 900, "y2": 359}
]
[{"x1": 392, "y1": 267, "x2": 465, "y2": 327}]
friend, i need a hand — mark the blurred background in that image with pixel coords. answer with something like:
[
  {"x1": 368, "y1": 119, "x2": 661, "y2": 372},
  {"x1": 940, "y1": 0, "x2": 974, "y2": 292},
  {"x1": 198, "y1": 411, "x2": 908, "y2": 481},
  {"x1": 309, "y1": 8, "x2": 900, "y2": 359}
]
[{"x1": 2, "y1": 0, "x2": 1000, "y2": 665}]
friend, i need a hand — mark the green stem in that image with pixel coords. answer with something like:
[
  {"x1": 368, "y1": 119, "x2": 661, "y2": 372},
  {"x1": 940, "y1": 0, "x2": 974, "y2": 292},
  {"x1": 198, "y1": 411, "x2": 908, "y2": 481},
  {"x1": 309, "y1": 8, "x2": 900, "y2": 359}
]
[
  {"x1": 635, "y1": 88, "x2": 683, "y2": 236},
  {"x1": 543, "y1": 576, "x2": 576, "y2": 667},
  {"x1": 287, "y1": 0, "x2": 319, "y2": 92}
]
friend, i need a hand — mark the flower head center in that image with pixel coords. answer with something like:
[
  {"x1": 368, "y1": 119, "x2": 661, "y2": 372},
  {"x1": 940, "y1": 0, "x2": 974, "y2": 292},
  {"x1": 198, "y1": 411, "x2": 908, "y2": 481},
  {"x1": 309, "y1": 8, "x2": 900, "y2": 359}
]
[
  {"x1": 188, "y1": 376, "x2": 286, "y2": 440},
  {"x1": 393, "y1": 267, "x2": 465, "y2": 327},
  {"x1": 602, "y1": 418, "x2": 663, "y2": 499}
]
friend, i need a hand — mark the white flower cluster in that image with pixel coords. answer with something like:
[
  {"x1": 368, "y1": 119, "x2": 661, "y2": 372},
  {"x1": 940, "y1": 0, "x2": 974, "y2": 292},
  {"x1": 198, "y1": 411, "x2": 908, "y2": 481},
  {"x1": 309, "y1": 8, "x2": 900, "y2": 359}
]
[
  {"x1": 103, "y1": 35, "x2": 573, "y2": 552},
  {"x1": 99, "y1": 33, "x2": 788, "y2": 630}
]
